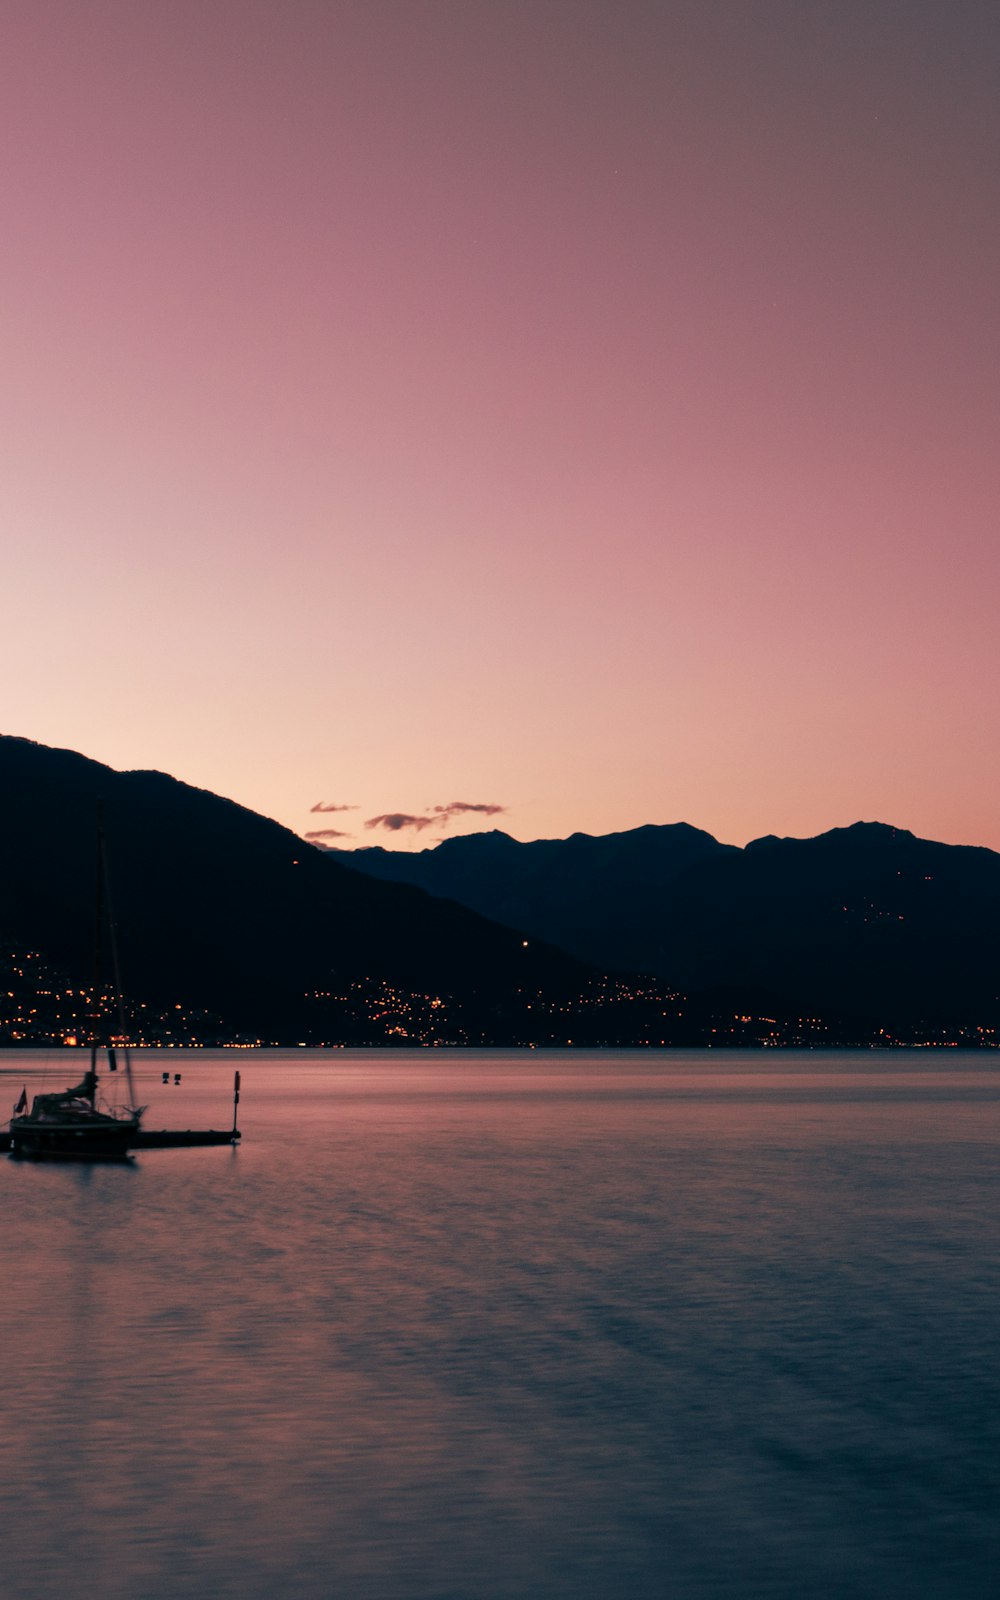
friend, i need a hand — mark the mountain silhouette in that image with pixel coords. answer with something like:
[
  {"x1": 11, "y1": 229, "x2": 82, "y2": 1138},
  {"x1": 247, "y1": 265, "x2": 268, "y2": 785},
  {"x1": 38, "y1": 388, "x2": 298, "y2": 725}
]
[
  {"x1": 0, "y1": 736, "x2": 582, "y2": 1041},
  {"x1": 5, "y1": 736, "x2": 998, "y2": 1041},
  {"x1": 335, "y1": 822, "x2": 1000, "y2": 1029},
  {"x1": 334, "y1": 824, "x2": 733, "y2": 973}
]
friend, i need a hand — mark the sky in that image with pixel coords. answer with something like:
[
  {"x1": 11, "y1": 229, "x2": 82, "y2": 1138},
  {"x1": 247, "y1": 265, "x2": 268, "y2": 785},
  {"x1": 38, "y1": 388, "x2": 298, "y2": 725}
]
[{"x1": 2, "y1": 0, "x2": 998, "y2": 852}]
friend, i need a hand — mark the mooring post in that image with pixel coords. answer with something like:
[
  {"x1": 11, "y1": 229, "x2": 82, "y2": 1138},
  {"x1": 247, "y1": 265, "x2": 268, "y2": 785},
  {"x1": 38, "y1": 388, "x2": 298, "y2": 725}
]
[{"x1": 231, "y1": 1070, "x2": 241, "y2": 1143}]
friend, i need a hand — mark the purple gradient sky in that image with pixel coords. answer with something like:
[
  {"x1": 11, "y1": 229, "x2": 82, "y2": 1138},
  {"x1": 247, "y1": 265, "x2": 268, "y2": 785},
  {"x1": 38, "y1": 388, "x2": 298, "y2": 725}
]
[{"x1": 3, "y1": 1, "x2": 998, "y2": 850}]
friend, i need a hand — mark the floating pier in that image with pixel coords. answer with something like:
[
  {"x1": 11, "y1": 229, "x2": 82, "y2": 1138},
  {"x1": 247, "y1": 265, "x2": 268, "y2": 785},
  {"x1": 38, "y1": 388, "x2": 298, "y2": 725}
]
[{"x1": 132, "y1": 1128, "x2": 240, "y2": 1149}]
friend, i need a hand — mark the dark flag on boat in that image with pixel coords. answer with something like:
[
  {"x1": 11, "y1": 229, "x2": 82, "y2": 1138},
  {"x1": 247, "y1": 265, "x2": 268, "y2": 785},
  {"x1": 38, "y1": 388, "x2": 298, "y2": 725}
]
[{"x1": 13, "y1": 1087, "x2": 28, "y2": 1115}]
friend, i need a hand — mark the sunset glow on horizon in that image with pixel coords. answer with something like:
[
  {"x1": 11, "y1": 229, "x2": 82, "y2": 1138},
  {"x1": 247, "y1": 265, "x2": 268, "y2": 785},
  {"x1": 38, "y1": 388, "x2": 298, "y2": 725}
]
[{"x1": 3, "y1": 1, "x2": 997, "y2": 853}]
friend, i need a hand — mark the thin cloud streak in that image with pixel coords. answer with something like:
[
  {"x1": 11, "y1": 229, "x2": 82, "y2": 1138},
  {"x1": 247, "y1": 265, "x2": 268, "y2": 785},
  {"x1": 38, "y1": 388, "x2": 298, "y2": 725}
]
[
  {"x1": 364, "y1": 801, "x2": 508, "y2": 835},
  {"x1": 432, "y1": 801, "x2": 507, "y2": 826},
  {"x1": 311, "y1": 801, "x2": 358, "y2": 813},
  {"x1": 305, "y1": 827, "x2": 351, "y2": 840}
]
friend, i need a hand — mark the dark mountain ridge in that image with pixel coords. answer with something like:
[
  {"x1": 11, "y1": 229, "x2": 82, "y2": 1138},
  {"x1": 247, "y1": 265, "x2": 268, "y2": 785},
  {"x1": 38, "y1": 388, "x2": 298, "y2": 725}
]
[
  {"x1": 5, "y1": 735, "x2": 998, "y2": 1041},
  {"x1": 334, "y1": 820, "x2": 1000, "y2": 1029},
  {"x1": 335, "y1": 823, "x2": 734, "y2": 974},
  {"x1": 0, "y1": 736, "x2": 582, "y2": 1042}
]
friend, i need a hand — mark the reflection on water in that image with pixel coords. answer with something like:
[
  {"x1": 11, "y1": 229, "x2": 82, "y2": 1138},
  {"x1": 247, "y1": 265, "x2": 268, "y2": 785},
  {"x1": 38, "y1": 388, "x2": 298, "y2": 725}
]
[{"x1": 1, "y1": 1050, "x2": 998, "y2": 1599}]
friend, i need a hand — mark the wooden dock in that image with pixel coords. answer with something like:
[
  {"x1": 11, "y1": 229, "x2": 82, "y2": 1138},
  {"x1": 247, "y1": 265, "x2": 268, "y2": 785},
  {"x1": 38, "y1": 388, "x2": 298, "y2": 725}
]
[{"x1": 132, "y1": 1129, "x2": 240, "y2": 1148}]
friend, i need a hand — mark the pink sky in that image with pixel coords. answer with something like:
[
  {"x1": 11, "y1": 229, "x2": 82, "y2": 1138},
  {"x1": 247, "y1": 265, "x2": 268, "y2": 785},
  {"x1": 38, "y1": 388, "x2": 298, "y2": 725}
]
[{"x1": 2, "y1": 1, "x2": 998, "y2": 851}]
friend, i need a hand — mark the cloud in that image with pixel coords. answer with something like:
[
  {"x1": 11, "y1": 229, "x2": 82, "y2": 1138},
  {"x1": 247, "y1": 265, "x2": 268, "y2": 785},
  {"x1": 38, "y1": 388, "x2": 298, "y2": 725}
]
[
  {"x1": 305, "y1": 827, "x2": 351, "y2": 840},
  {"x1": 364, "y1": 813, "x2": 436, "y2": 833},
  {"x1": 431, "y1": 801, "x2": 507, "y2": 825},
  {"x1": 310, "y1": 801, "x2": 358, "y2": 813},
  {"x1": 363, "y1": 802, "x2": 508, "y2": 835}
]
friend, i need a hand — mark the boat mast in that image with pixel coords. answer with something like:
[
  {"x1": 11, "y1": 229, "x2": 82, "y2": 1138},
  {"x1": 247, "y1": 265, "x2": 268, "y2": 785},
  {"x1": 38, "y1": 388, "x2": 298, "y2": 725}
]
[
  {"x1": 87, "y1": 806, "x2": 106, "y2": 1105},
  {"x1": 99, "y1": 813, "x2": 139, "y2": 1114}
]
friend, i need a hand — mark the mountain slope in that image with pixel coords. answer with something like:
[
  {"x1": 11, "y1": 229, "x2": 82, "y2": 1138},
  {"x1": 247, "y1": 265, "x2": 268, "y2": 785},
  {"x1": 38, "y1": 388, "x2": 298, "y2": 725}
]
[
  {"x1": 333, "y1": 823, "x2": 734, "y2": 972},
  {"x1": 335, "y1": 821, "x2": 1000, "y2": 1027},
  {"x1": 663, "y1": 822, "x2": 1000, "y2": 1024},
  {"x1": 0, "y1": 737, "x2": 582, "y2": 1040}
]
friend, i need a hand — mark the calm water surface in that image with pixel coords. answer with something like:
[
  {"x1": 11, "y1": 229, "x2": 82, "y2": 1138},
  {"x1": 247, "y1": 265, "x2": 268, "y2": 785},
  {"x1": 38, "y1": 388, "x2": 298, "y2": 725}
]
[{"x1": 1, "y1": 1050, "x2": 998, "y2": 1599}]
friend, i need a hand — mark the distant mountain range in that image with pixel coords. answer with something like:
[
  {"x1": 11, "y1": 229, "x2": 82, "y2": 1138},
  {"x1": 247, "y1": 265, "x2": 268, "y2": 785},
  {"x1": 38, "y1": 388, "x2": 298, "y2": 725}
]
[
  {"x1": 333, "y1": 823, "x2": 1000, "y2": 1031},
  {"x1": 2, "y1": 735, "x2": 998, "y2": 1046},
  {"x1": 331, "y1": 824, "x2": 732, "y2": 974}
]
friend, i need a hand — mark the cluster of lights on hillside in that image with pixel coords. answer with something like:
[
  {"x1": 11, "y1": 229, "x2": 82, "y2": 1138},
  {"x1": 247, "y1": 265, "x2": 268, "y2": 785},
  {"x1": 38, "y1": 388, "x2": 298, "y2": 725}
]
[
  {"x1": 0, "y1": 947, "x2": 233, "y2": 1047},
  {"x1": 1, "y1": 946, "x2": 996, "y2": 1050}
]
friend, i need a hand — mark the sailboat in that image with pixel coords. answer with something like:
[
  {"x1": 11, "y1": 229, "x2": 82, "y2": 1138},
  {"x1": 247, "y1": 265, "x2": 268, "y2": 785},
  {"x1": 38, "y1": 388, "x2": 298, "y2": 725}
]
[
  {"x1": 9, "y1": 814, "x2": 145, "y2": 1160},
  {"x1": 9, "y1": 1054, "x2": 142, "y2": 1160}
]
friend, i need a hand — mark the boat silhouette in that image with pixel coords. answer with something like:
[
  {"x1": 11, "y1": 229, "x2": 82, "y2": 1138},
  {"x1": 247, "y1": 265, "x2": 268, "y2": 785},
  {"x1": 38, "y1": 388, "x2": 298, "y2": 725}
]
[{"x1": 9, "y1": 812, "x2": 145, "y2": 1159}]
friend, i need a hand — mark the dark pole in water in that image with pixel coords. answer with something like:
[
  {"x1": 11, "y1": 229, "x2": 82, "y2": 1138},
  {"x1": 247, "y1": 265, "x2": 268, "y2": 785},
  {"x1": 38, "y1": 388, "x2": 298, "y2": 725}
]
[
  {"x1": 89, "y1": 804, "x2": 105, "y2": 1100},
  {"x1": 231, "y1": 1070, "x2": 241, "y2": 1143}
]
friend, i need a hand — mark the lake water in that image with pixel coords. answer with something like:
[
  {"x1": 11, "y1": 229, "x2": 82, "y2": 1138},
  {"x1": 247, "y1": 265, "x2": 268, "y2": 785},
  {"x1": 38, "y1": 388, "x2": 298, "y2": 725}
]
[{"x1": 0, "y1": 1050, "x2": 997, "y2": 1599}]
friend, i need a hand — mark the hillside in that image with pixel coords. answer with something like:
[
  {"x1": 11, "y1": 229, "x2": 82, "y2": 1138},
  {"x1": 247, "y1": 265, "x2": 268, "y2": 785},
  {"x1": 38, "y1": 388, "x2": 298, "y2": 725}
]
[
  {"x1": 0, "y1": 736, "x2": 583, "y2": 1043},
  {"x1": 333, "y1": 824, "x2": 734, "y2": 973},
  {"x1": 6, "y1": 736, "x2": 998, "y2": 1043},
  {"x1": 335, "y1": 822, "x2": 1000, "y2": 1030}
]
